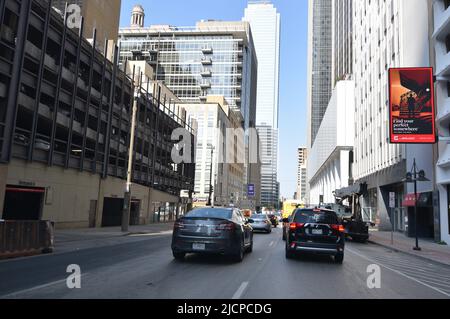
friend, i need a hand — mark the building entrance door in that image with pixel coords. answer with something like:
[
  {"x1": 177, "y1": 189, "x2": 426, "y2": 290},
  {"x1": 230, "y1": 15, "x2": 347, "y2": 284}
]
[{"x1": 2, "y1": 186, "x2": 44, "y2": 220}]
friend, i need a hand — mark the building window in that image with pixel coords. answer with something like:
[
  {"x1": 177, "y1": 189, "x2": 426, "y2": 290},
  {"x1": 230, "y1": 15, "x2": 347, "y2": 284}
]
[{"x1": 446, "y1": 34, "x2": 450, "y2": 53}]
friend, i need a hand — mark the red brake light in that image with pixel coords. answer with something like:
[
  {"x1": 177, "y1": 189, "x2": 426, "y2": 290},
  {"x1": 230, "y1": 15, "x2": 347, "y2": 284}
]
[
  {"x1": 216, "y1": 222, "x2": 235, "y2": 231},
  {"x1": 289, "y1": 222, "x2": 304, "y2": 230},
  {"x1": 331, "y1": 224, "x2": 345, "y2": 233}
]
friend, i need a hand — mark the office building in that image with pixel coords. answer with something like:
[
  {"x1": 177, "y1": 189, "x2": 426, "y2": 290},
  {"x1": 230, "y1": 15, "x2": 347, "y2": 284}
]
[
  {"x1": 256, "y1": 124, "x2": 278, "y2": 208},
  {"x1": 307, "y1": 0, "x2": 333, "y2": 149},
  {"x1": 432, "y1": 0, "x2": 450, "y2": 244},
  {"x1": 0, "y1": 0, "x2": 195, "y2": 228},
  {"x1": 308, "y1": 81, "x2": 354, "y2": 205},
  {"x1": 296, "y1": 147, "x2": 309, "y2": 203},
  {"x1": 332, "y1": 0, "x2": 353, "y2": 85},
  {"x1": 353, "y1": 0, "x2": 434, "y2": 234},
  {"x1": 181, "y1": 96, "x2": 246, "y2": 208},
  {"x1": 118, "y1": 15, "x2": 258, "y2": 132},
  {"x1": 118, "y1": 7, "x2": 260, "y2": 204},
  {"x1": 243, "y1": 0, "x2": 281, "y2": 208}
]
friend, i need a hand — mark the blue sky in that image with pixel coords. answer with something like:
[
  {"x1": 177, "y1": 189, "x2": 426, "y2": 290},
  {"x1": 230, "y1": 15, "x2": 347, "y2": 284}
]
[{"x1": 119, "y1": 0, "x2": 308, "y2": 199}]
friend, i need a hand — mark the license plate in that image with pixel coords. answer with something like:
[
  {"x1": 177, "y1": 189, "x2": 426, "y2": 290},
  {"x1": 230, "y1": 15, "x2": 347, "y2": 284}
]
[
  {"x1": 311, "y1": 229, "x2": 323, "y2": 235},
  {"x1": 192, "y1": 243, "x2": 206, "y2": 250}
]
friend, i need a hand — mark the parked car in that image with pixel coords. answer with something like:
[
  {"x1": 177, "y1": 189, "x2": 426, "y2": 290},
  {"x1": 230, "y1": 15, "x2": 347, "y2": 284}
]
[
  {"x1": 250, "y1": 213, "x2": 272, "y2": 233},
  {"x1": 14, "y1": 134, "x2": 51, "y2": 151},
  {"x1": 171, "y1": 207, "x2": 253, "y2": 262},
  {"x1": 284, "y1": 208, "x2": 345, "y2": 263}
]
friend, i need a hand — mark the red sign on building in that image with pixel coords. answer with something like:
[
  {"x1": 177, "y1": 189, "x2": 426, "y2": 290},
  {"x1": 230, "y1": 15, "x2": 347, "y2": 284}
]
[{"x1": 389, "y1": 67, "x2": 436, "y2": 144}]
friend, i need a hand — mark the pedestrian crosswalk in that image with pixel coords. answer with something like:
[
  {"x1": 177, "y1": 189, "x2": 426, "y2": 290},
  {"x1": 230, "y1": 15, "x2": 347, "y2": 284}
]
[{"x1": 349, "y1": 244, "x2": 450, "y2": 297}]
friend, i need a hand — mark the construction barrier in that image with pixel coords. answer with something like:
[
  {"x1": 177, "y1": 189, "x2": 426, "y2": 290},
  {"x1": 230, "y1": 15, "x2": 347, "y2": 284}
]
[{"x1": 0, "y1": 220, "x2": 54, "y2": 259}]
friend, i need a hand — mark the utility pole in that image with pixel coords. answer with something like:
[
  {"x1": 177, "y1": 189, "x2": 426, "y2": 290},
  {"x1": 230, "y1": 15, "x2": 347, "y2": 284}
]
[
  {"x1": 122, "y1": 66, "x2": 141, "y2": 232},
  {"x1": 207, "y1": 145, "x2": 215, "y2": 206}
]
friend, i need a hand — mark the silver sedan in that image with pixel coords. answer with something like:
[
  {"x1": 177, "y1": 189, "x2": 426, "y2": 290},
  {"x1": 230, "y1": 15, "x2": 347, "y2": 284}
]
[{"x1": 250, "y1": 214, "x2": 272, "y2": 233}]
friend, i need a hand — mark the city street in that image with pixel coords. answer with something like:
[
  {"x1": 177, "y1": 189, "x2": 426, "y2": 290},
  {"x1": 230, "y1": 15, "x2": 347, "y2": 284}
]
[{"x1": 1, "y1": 226, "x2": 449, "y2": 299}]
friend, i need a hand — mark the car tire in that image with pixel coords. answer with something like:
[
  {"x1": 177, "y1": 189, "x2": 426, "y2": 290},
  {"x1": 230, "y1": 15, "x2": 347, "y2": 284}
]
[
  {"x1": 334, "y1": 253, "x2": 344, "y2": 264},
  {"x1": 173, "y1": 251, "x2": 185, "y2": 261},
  {"x1": 232, "y1": 239, "x2": 245, "y2": 262},
  {"x1": 285, "y1": 246, "x2": 295, "y2": 259},
  {"x1": 247, "y1": 240, "x2": 253, "y2": 253}
]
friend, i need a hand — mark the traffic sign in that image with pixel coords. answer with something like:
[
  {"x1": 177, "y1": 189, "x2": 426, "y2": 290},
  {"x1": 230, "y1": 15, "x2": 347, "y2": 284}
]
[
  {"x1": 247, "y1": 184, "x2": 255, "y2": 197},
  {"x1": 389, "y1": 192, "x2": 395, "y2": 208}
]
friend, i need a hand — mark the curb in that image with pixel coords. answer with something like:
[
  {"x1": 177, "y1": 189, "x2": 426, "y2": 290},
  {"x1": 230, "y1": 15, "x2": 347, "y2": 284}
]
[{"x1": 368, "y1": 239, "x2": 450, "y2": 268}]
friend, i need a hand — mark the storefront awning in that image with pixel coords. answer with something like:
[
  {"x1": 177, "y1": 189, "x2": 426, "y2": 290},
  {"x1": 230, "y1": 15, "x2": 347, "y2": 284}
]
[
  {"x1": 402, "y1": 192, "x2": 432, "y2": 207},
  {"x1": 334, "y1": 183, "x2": 368, "y2": 199}
]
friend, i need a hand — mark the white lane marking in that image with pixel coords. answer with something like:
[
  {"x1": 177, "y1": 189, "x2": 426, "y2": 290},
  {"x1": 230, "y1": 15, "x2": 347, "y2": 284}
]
[
  {"x1": 346, "y1": 247, "x2": 450, "y2": 297},
  {"x1": 372, "y1": 256, "x2": 447, "y2": 272},
  {"x1": 1, "y1": 273, "x2": 89, "y2": 299},
  {"x1": 232, "y1": 281, "x2": 249, "y2": 299},
  {"x1": 373, "y1": 263, "x2": 450, "y2": 282},
  {"x1": 269, "y1": 241, "x2": 274, "y2": 247}
]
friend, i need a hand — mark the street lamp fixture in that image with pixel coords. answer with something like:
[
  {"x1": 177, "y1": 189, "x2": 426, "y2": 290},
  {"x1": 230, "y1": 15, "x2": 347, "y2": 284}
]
[{"x1": 403, "y1": 158, "x2": 430, "y2": 251}]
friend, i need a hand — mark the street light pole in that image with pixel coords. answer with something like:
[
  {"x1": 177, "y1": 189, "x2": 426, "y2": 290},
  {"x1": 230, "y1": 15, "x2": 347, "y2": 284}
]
[
  {"x1": 122, "y1": 66, "x2": 141, "y2": 232},
  {"x1": 207, "y1": 145, "x2": 214, "y2": 207},
  {"x1": 413, "y1": 159, "x2": 421, "y2": 251},
  {"x1": 404, "y1": 158, "x2": 429, "y2": 251}
]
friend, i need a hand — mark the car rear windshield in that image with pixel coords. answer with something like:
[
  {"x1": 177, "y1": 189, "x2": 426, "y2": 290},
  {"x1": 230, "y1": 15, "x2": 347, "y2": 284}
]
[
  {"x1": 251, "y1": 214, "x2": 267, "y2": 220},
  {"x1": 293, "y1": 210, "x2": 339, "y2": 224},
  {"x1": 185, "y1": 209, "x2": 232, "y2": 220}
]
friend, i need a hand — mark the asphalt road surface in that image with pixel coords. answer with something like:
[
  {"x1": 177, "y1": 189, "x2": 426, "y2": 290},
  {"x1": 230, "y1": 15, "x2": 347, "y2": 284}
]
[{"x1": 0, "y1": 226, "x2": 449, "y2": 299}]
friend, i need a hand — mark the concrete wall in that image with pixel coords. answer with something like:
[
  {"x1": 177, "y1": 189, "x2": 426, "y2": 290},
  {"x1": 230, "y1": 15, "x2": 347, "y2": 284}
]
[{"x1": 1, "y1": 159, "x2": 180, "y2": 229}]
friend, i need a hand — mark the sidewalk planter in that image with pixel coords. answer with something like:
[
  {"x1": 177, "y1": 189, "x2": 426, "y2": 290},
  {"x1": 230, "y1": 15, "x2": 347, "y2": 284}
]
[{"x1": 0, "y1": 220, "x2": 55, "y2": 259}]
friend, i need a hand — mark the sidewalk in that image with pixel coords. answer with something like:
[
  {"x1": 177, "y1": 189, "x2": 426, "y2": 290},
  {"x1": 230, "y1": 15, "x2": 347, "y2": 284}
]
[
  {"x1": 55, "y1": 222, "x2": 174, "y2": 244},
  {"x1": 368, "y1": 230, "x2": 450, "y2": 266}
]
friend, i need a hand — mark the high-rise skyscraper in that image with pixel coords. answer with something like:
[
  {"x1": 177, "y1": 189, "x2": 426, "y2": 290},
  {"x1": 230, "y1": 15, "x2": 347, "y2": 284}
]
[
  {"x1": 119, "y1": 18, "x2": 258, "y2": 132},
  {"x1": 243, "y1": 1, "x2": 281, "y2": 208},
  {"x1": 296, "y1": 147, "x2": 309, "y2": 203},
  {"x1": 119, "y1": 8, "x2": 260, "y2": 205},
  {"x1": 332, "y1": 0, "x2": 352, "y2": 85},
  {"x1": 353, "y1": 0, "x2": 433, "y2": 232},
  {"x1": 306, "y1": 0, "x2": 333, "y2": 149}
]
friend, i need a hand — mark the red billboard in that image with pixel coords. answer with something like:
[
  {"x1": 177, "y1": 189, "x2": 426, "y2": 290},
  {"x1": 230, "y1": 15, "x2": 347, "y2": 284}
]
[{"x1": 389, "y1": 67, "x2": 436, "y2": 144}]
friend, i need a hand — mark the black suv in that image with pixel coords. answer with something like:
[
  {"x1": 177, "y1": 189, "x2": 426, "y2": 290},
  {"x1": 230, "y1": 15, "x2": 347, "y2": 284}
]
[{"x1": 283, "y1": 208, "x2": 345, "y2": 263}]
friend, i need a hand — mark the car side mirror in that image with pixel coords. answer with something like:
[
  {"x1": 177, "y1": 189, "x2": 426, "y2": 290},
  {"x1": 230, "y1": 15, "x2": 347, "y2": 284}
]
[{"x1": 282, "y1": 218, "x2": 289, "y2": 223}]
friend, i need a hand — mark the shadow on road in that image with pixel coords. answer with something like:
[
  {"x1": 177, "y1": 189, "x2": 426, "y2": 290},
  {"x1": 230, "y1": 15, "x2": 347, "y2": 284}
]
[
  {"x1": 172, "y1": 253, "x2": 240, "y2": 265},
  {"x1": 286, "y1": 254, "x2": 339, "y2": 265}
]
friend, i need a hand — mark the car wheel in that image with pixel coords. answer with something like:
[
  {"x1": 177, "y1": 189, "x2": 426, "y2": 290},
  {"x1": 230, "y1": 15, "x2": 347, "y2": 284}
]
[
  {"x1": 285, "y1": 245, "x2": 295, "y2": 259},
  {"x1": 334, "y1": 253, "x2": 344, "y2": 264},
  {"x1": 246, "y1": 240, "x2": 253, "y2": 253},
  {"x1": 173, "y1": 251, "x2": 185, "y2": 261},
  {"x1": 232, "y1": 239, "x2": 245, "y2": 262}
]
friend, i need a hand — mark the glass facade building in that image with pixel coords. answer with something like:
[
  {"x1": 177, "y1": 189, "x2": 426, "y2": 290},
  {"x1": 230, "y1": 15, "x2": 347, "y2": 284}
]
[
  {"x1": 333, "y1": 0, "x2": 353, "y2": 84},
  {"x1": 118, "y1": 21, "x2": 258, "y2": 132},
  {"x1": 307, "y1": 0, "x2": 333, "y2": 148},
  {"x1": 244, "y1": 1, "x2": 281, "y2": 208}
]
